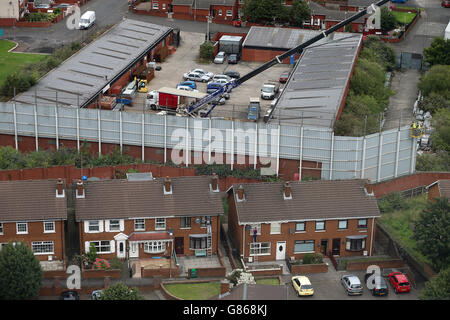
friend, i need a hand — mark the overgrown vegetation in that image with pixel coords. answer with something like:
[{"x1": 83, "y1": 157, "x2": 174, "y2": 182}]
[
  {"x1": 334, "y1": 36, "x2": 395, "y2": 136},
  {"x1": 199, "y1": 41, "x2": 214, "y2": 61},
  {"x1": 244, "y1": 0, "x2": 310, "y2": 26}
]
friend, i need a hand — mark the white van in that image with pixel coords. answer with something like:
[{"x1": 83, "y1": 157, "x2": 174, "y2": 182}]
[{"x1": 78, "y1": 11, "x2": 95, "y2": 30}]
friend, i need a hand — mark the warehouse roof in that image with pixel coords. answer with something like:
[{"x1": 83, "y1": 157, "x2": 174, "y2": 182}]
[
  {"x1": 242, "y1": 27, "x2": 319, "y2": 51},
  {"x1": 269, "y1": 31, "x2": 362, "y2": 128},
  {"x1": 228, "y1": 179, "x2": 380, "y2": 224},
  {"x1": 0, "y1": 180, "x2": 67, "y2": 222},
  {"x1": 309, "y1": 2, "x2": 366, "y2": 23},
  {"x1": 75, "y1": 176, "x2": 224, "y2": 221},
  {"x1": 13, "y1": 19, "x2": 172, "y2": 108}
]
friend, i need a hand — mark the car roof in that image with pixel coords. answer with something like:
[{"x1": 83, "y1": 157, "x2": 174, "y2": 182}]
[
  {"x1": 344, "y1": 275, "x2": 361, "y2": 284},
  {"x1": 391, "y1": 272, "x2": 408, "y2": 282},
  {"x1": 292, "y1": 276, "x2": 311, "y2": 285}
]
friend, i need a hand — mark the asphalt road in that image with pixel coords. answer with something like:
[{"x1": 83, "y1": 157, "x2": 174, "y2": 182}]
[{"x1": 1, "y1": 0, "x2": 248, "y2": 53}]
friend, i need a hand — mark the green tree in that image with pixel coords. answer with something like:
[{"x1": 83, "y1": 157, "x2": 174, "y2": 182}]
[
  {"x1": 199, "y1": 41, "x2": 214, "y2": 60},
  {"x1": 380, "y1": 7, "x2": 397, "y2": 33},
  {"x1": 418, "y1": 65, "x2": 450, "y2": 100},
  {"x1": 413, "y1": 197, "x2": 450, "y2": 272},
  {"x1": 419, "y1": 267, "x2": 450, "y2": 300},
  {"x1": 423, "y1": 37, "x2": 450, "y2": 66},
  {"x1": 431, "y1": 108, "x2": 450, "y2": 153},
  {"x1": 0, "y1": 242, "x2": 43, "y2": 300},
  {"x1": 100, "y1": 282, "x2": 145, "y2": 300},
  {"x1": 416, "y1": 151, "x2": 450, "y2": 172},
  {"x1": 290, "y1": 0, "x2": 311, "y2": 27},
  {"x1": 244, "y1": 0, "x2": 279, "y2": 24},
  {"x1": 87, "y1": 242, "x2": 98, "y2": 264},
  {"x1": 421, "y1": 93, "x2": 449, "y2": 114}
]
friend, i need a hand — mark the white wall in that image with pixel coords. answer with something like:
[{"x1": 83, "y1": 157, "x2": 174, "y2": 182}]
[{"x1": 0, "y1": 0, "x2": 20, "y2": 20}]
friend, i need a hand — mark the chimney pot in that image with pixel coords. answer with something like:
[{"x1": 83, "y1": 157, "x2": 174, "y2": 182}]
[
  {"x1": 76, "y1": 179, "x2": 84, "y2": 197},
  {"x1": 237, "y1": 185, "x2": 244, "y2": 201},
  {"x1": 164, "y1": 177, "x2": 172, "y2": 193},
  {"x1": 57, "y1": 178, "x2": 64, "y2": 195},
  {"x1": 365, "y1": 179, "x2": 374, "y2": 195},
  {"x1": 284, "y1": 181, "x2": 292, "y2": 199},
  {"x1": 211, "y1": 173, "x2": 219, "y2": 191}
]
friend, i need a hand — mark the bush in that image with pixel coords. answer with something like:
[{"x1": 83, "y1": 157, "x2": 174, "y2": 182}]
[
  {"x1": 302, "y1": 253, "x2": 323, "y2": 264},
  {"x1": 416, "y1": 151, "x2": 450, "y2": 172},
  {"x1": 418, "y1": 65, "x2": 450, "y2": 100},
  {"x1": 378, "y1": 192, "x2": 409, "y2": 213},
  {"x1": 199, "y1": 41, "x2": 214, "y2": 60}
]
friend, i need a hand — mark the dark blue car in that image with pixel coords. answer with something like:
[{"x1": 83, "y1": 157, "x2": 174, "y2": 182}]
[{"x1": 177, "y1": 81, "x2": 197, "y2": 90}]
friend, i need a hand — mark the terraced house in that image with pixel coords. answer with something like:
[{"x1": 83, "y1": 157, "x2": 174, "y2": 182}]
[
  {"x1": 227, "y1": 179, "x2": 381, "y2": 263},
  {"x1": 75, "y1": 175, "x2": 223, "y2": 262},
  {"x1": 0, "y1": 179, "x2": 67, "y2": 266}
]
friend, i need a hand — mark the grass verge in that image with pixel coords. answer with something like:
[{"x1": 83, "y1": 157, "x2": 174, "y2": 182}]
[
  {"x1": 392, "y1": 11, "x2": 416, "y2": 25},
  {"x1": 255, "y1": 278, "x2": 280, "y2": 286},
  {"x1": 164, "y1": 282, "x2": 221, "y2": 300}
]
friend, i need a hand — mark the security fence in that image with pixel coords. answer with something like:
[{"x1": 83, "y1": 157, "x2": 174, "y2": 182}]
[{"x1": 0, "y1": 102, "x2": 416, "y2": 182}]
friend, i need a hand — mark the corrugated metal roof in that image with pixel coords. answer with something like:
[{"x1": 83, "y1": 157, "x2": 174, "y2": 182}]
[
  {"x1": 13, "y1": 19, "x2": 172, "y2": 108},
  {"x1": 230, "y1": 179, "x2": 380, "y2": 224},
  {"x1": 271, "y1": 32, "x2": 362, "y2": 128},
  {"x1": 242, "y1": 27, "x2": 315, "y2": 50}
]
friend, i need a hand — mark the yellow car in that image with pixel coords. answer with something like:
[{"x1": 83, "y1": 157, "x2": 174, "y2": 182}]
[{"x1": 292, "y1": 276, "x2": 314, "y2": 297}]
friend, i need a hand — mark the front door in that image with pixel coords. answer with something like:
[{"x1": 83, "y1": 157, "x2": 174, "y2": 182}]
[
  {"x1": 332, "y1": 238, "x2": 340, "y2": 256},
  {"x1": 117, "y1": 240, "x2": 126, "y2": 259},
  {"x1": 276, "y1": 241, "x2": 286, "y2": 260},
  {"x1": 320, "y1": 239, "x2": 328, "y2": 256},
  {"x1": 175, "y1": 237, "x2": 184, "y2": 255},
  {"x1": 129, "y1": 242, "x2": 139, "y2": 258}
]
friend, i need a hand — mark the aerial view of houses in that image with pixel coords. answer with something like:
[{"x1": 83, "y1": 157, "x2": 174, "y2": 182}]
[{"x1": 0, "y1": 0, "x2": 448, "y2": 307}]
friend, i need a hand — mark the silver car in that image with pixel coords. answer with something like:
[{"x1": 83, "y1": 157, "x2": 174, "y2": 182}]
[{"x1": 341, "y1": 274, "x2": 363, "y2": 295}]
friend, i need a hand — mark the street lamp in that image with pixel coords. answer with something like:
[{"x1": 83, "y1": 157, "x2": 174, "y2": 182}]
[{"x1": 206, "y1": 15, "x2": 212, "y2": 41}]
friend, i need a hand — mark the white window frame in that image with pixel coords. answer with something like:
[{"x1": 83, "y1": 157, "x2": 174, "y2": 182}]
[
  {"x1": 162, "y1": 3, "x2": 166, "y2": 10},
  {"x1": 32, "y1": 241, "x2": 54, "y2": 255},
  {"x1": 315, "y1": 220, "x2": 325, "y2": 231},
  {"x1": 218, "y1": 9, "x2": 222, "y2": 16},
  {"x1": 338, "y1": 220, "x2": 348, "y2": 230},
  {"x1": 201, "y1": 216, "x2": 211, "y2": 228},
  {"x1": 346, "y1": 238, "x2": 366, "y2": 251},
  {"x1": 152, "y1": 2, "x2": 159, "y2": 10},
  {"x1": 294, "y1": 240, "x2": 315, "y2": 253},
  {"x1": 249, "y1": 242, "x2": 271, "y2": 256},
  {"x1": 88, "y1": 220, "x2": 100, "y2": 233},
  {"x1": 226, "y1": 10, "x2": 232, "y2": 17},
  {"x1": 134, "y1": 219, "x2": 145, "y2": 231},
  {"x1": 249, "y1": 224, "x2": 261, "y2": 236},
  {"x1": 109, "y1": 219, "x2": 120, "y2": 232},
  {"x1": 270, "y1": 222, "x2": 281, "y2": 234},
  {"x1": 358, "y1": 219, "x2": 368, "y2": 229},
  {"x1": 190, "y1": 236, "x2": 208, "y2": 250},
  {"x1": 155, "y1": 218, "x2": 166, "y2": 230},
  {"x1": 144, "y1": 241, "x2": 166, "y2": 254},
  {"x1": 295, "y1": 221, "x2": 305, "y2": 232},
  {"x1": 91, "y1": 240, "x2": 112, "y2": 253},
  {"x1": 16, "y1": 222, "x2": 28, "y2": 234},
  {"x1": 180, "y1": 217, "x2": 191, "y2": 229},
  {"x1": 43, "y1": 221, "x2": 55, "y2": 233}
]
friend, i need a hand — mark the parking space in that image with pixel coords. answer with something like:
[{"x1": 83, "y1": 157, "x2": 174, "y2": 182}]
[
  {"x1": 124, "y1": 31, "x2": 292, "y2": 120},
  {"x1": 284, "y1": 268, "x2": 420, "y2": 300}
]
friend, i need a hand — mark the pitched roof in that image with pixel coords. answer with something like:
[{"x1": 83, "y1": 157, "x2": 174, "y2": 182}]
[
  {"x1": 436, "y1": 180, "x2": 450, "y2": 199},
  {"x1": 75, "y1": 176, "x2": 224, "y2": 221},
  {"x1": 242, "y1": 26, "x2": 315, "y2": 51},
  {"x1": 217, "y1": 284, "x2": 288, "y2": 300},
  {"x1": 172, "y1": 0, "x2": 195, "y2": 5},
  {"x1": 309, "y1": 2, "x2": 366, "y2": 23},
  {"x1": 0, "y1": 180, "x2": 67, "y2": 222},
  {"x1": 347, "y1": 0, "x2": 378, "y2": 7},
  {"x1": 229, "y1": 179, "x2": 380, "y2": 224}
]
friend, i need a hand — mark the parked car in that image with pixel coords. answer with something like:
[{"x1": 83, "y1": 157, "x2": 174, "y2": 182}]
[
  {"x1": 207, "y1": 95, "x2": 226, "y2": 105},
  {"x1": 53, "y1": 3, "x2": 72, "y2": 9},
  {"x1": 209, "y1": 78, "x2": 229, "y2": 86},
  {"x1": 232, "y1": 19, "x2": 242, "y2": 27},
  {"x1": 177, "y1": 81, "x2": 197, "y2": 90},
  {"x1": 212, "y1": 74, "x2": 232, "y2": 83},
  {"x1": 388, "y1": 272, "x2": 411, "y2": 294},
  {"x1": 364, "y1": 272, "x2": 389, "y2": 296},
  {"x1": 291, "y1": 276, "x2": 314, "y2": 297},
  {"x1": 91, "y1": 290, "x2": 103, "y2": 300},
  {"x1": 207, "y1": 82, "x2": 225, "y2": 94},
  {"x1": 341, "y1": 274, "x2": 363, "y2": 295},
  {"x1": 190, "y1": 69, "x2": 214, "y2": 78},
  {"x1": 442, "y1": 0, "x2": 450, "y2": 7},
  {"x1": 279, "y1": 71, "x2": 290, "y2": 83},
  {"x1": 228, "y1": 54, "x2": 240, "y2": 64},
  {"x1": 224, "y1": 70, "x2": 240, "y2": 79},
  {"x1": 177, "y1": 86, "x2": 199, "y2": 92},
  {"x1": 59, "y1": 290, "x2": 80, "y2": 300},
  {"x1": 214, "y1": 51, "x2": 227, "y2": 64},
  {"x1": 183, "y1": 71, "x2": 211, "y2": 82}
]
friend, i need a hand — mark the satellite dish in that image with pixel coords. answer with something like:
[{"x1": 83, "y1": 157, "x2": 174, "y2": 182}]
[{"x1": 195, "y1": 218, "x2": 200, "y2": 224}]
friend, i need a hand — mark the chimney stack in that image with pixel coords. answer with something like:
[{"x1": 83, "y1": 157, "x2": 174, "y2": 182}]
[
  {"x1": 76, "y1": 179, "x2": 85, "y2": 198},
  {"x1": 236, "y1": 185, "x2": 245, "y2": 201},
  {"x1": 211, "y1": 173, "x2": 219, "y2": 192},
  {"x1": 284, "y1": 181, "x2": 292, "y2": 199},
  {"x1": 56, "y1": 178, "x2": 64, "y2": 197},
  {"x1": 164, "y1": 176, "x2": 172, "y2": 194},
  {"x1": 365, "y1": 179, "x2": 374, "y2": 196}
]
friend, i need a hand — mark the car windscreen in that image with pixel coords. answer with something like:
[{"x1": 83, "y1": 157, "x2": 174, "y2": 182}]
[
  {"x1": 80, "y1": 19, "x2": 90, "y2": 24},
  {"x1": 301, "y1": 285, "x2": 312, "y2": 290},
  {"x1": 351, "y1": 284, "x2": 362, "y2": 288},
  {"x1": 262, "y1": 87, "x2": 273, "y2": 92},
  {"x1": 399, "y1": 282, "x2": 410, "y2": 286}
]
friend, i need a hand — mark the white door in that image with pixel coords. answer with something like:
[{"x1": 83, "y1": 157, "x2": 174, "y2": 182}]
[
  {"x1": 117, "y1": 240, "x2": 126, "y2": 259},
  {"x1": 129, "y1": 242, "x2": 139, "y2": 258},
  {"x1": 276, "y1": 241, "x2": 286, "y2": 260}
]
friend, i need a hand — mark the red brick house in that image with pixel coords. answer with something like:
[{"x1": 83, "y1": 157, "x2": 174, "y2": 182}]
[
  {"x1": 227, "y1": 180, "x2": 380, "y2": 263},
  {"x1": 0, "y1": 179, "x2": 67, "y2": 262},
  {"x1": 75, "y1": 175, "x2": 223, "y2": 262},
  {"x1": 427, "y1": 180, "x2": 450, "y2": 202},
  {"x1": 171, "y1": 0, "x2": 237, "y2": 23},
  {"x1": 0, "y1": 0, "x2": 28, "y2": 26}
]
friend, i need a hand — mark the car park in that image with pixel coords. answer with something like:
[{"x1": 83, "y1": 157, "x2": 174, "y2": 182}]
[
  {"x1": 177, "y1": 86, "x2": 199, "y2": 92},
  {"x1": 59, "y1": 290, "x2": 80, "y2": 300},
  {"x1": 190, "y1": 69, "x2": 214, "y2": 78},
  {"x1": 214, "y1": 51, "x2": 227, "y2": 64},
  {"x1": 388, "y1": 272, "x2": 411, "y2": 294},
  {"x1": 183, "y1": 71, "x2": 211, "y2": 82},
  {"x1": 279, "y1": 71, "x2": 290, "y2": 83},
  {"x1": 291, "y1": 276, "x2": 314, "y2": 297},
  {"x1": 223, "y1": 70, "x2": 240, "y2": 79},
  {"x1": 207, "y1": 82, "x2": 225, "y2": 94},
  {"x1": 228, "y1": 54, "x2": 240, "y2": 64},
  {"x1": 177, "y1": 81, "x2": 197, "y2": 90},
  {"x1": 207, "y1": 95, "x2": 226, "y2": 105},
  {"x1": 209, "y1": 78, "x2": 229, "y2": 86},
  {"x1": 341, "y1": 274, "x2": 363, "y2": 296},
  {"x1": 364, "y1": 272, "x2": 389, "y2": 296}
]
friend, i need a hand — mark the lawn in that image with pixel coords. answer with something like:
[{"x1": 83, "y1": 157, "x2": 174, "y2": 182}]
[
  {"x1": 378, "y1": 194, "x2": 431, "y2": 266},
  {"x1": 0, "y1": 40, "x2": 47, "y2": 87},
  {"x1": 255, "y1": 278, "x2": 280, "y2": 286},
  {"x1": 392, "y1": 11, "x2": 416, "y2": 25},
  {"x1": 164, "y1": 282, "x2": 221, "y2": 300}
]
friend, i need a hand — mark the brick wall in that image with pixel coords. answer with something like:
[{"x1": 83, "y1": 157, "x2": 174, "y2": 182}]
[
  {"x1": 345, "y1": 259, "x2": 404, "y2": 271},
  {"x1": 287, "y1": 262, "x2": 328, "y2": 274},
  {"x1": 81, "y1": 269, "x2": 122, "y2": 279}
]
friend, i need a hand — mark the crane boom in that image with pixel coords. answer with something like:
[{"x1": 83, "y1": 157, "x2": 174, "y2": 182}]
[{"x1": 182, "y1": 0, "x2": 388, "y2": 117}]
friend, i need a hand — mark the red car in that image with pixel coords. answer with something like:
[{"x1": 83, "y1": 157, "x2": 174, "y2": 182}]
[
  {"x1": 443, "y1": 0, "x2": 450, "y2": 7},
  {"x1": 232, "y1": 19, "x2": 242, "y2": 27},
  {"x1": 279, "y1": 71, "x2": 290, "y2": 83},
  {"x1": 388, "y1": 272, "x2": 411, "y2": 294}
]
